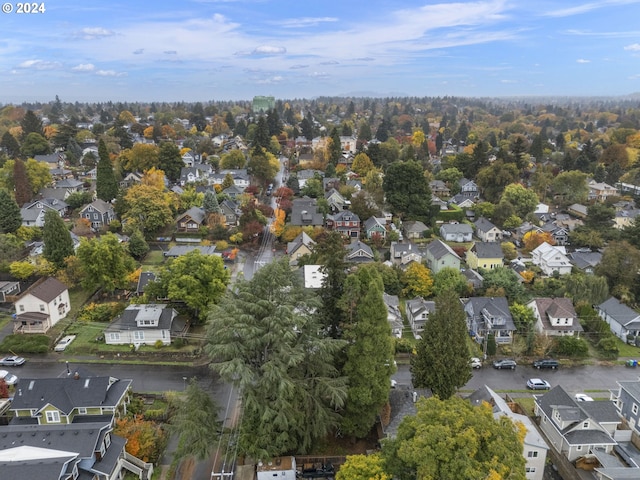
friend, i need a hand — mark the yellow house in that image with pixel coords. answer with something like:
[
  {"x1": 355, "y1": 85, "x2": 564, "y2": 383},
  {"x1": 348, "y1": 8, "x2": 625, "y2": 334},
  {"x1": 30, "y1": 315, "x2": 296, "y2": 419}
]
[
  {"x1": 286, "y1": 231, "x2": 316, "y2": 266},
  {"x1": 466, "y1": 242, "x2": 504, "y2": 270}
]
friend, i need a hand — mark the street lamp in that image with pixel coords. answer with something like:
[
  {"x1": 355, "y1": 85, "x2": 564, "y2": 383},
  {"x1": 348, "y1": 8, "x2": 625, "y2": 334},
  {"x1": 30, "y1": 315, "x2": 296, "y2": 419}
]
[{"x1": 182, "y1": 376, "x2": 187, "y2": 390}]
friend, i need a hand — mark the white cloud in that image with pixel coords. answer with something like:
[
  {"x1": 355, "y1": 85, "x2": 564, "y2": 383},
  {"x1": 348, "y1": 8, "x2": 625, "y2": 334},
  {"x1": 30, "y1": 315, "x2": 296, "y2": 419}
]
[
  {"x1": 500, "y1": 79, "x2": 517, "y2": 83},
  {"x1": 164, "y1": 50, "x2": 178, "y2": 55},
  {"x1": 17, "y1": 59, "x2": 62, "y2": 70},
  {"x1": 290, "y1": 64, "x2": 308, "y2": 69},
  {"x1": 543, "y1": 0, "x2": 640, "y2": 18},
  {"x1": 576, "y1": 58, "x2": 591, "y2": 63},
  {"x1": 71, "y1": 63, "x2": 95, "y2": 72},
  {"x1": 253, "y1": 45, "x2": 286, "y2": 55},
  {"x1": 255, "y1": 75, "x2": 283, "y2": 84},
  {"x1": 75, "y1": 27, "x2": 116, "y2": 40},
  {"x1": 95, "y1": 69, "x2": 127, "y2": 77},
  {"x1": 276, "y1": 17, "x2": 338, "y2": 28},
  {"x1": 625, "y1": 43, "x2": 640, "y2": 51}
]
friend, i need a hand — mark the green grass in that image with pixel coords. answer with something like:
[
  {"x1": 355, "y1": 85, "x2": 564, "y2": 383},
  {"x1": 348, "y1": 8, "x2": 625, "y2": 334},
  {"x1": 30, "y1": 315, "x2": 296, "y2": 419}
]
[
  {"x1": 515, "y1": 397, "x2": 536, "y2": 416},
  {"x1": 614, "y1": 337, "x2": 640, "y2": 358},
  {"x1": 141, "y1": 250, "x2": 165, "y2": 266}
]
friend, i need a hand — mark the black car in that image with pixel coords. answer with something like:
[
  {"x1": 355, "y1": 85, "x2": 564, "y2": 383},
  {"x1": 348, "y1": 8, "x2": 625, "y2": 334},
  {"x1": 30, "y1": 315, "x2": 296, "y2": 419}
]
[
  {"x1": 533, "y1": 359, "x2": 559, "y2": 369},
  {"x1": 493, "y1": 359, "x2": 517, "y2": 370}
]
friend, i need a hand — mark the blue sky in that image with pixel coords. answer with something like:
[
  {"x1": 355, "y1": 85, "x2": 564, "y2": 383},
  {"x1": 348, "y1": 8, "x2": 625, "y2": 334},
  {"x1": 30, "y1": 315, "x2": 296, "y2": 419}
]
[{"x1": 2, "y1": 0, "x2": 640, "y2": 102}]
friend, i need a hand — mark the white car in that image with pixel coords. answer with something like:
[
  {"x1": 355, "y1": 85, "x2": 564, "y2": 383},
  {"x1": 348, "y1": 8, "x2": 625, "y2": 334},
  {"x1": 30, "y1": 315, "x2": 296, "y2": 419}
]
[
  {"x1": 54, "y1": 335, "x2": 77, "y2": 352},
  {"x1": 470, "y1": 357, "x2": 482, "y2": 369},
  {"x1": 0, "y1": 369, "x2": 18, "y2": 386},
  {"x1": 575, "y1": 393, "x2": 594, "y2": 402},
  {"x1": 527, "y1": 378, "x2": 551, "y2": 390}
]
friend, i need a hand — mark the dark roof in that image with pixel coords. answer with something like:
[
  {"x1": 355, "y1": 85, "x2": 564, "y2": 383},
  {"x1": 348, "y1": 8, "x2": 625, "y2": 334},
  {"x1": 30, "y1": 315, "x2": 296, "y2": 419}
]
[
  {"x1": 81, "y1": 199, "x2": 113, "y2": 214},
  {"x1": 569, "y1": 251, "x2": 603, "y2": 270},
  {"x1": 403, "y1": 220, "x2": 428, "y2": 234},
  {"x1": 530, "y1": 297, "x2": 583, "y2": 333},
  {"x1": 176, "y1": 206, "x2": 206, "y2": 225},
  {"x1": 470, "y1": 241, "x2": 503, "y2": 259},
  {"x1": 464, "y1": 297, "x2": 516, "y2": 332},
  {"x1": 10, "y1": 376, "x2": 131, "y2": 415},
  {"x1": 440, "y1": 223, "x2": 473, "y2": 235},
  {"x1": 20, "y1": 278, "x2": 68, "y2": 303},
  {"x1": 618, "y1": 381, "x2": 640, "y2": 404},
  {"x1": 105, "y1": 304, "x2": 178, "y2": 333},
  {"x1": 136, "y1": 272, "x2": 156, "y2": 294},
  {"x1": 287, "y1": 232, "x2": 315, "y2": 256},
  {"x1": 425, "y1": 239, "x2": 460, "y2": 261},
  {"x1": 598, "y1": 297, "x2": 640, "y2": 327},
  {"x1": 345, "y1": 240, "x2": 374, "y2": 262},
  {"x1": 92, "y1": 434, "x2": 127, "y2": 476},
  {"x1": 474, "y1": 217, "x2": 498, "y2": 233},
  {"x1": 290, "y1": 197, "x2": 324, "y2": 226},
  {"x1": 364, "y1": 216, "x2": 386, "y2": 231},
  {"x1": 329, "y1": 210, "x2": 360, "y2": 222}
]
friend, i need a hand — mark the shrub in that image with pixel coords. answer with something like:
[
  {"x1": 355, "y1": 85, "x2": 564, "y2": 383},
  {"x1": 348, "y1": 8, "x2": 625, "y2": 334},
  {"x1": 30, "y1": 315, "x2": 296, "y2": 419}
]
[
  {"x1": 172, "y1": 338, "x2": 185, "y2": 349},
  {"x1": 143, "y1": 409, "x2": 166, "y2": 421},
  {"x1": 154, "y1": 339, "x2": 164, "y2": 349},
  {"x1": 77, "y1": 302, "x2": 126, "y2": 323},
  {"x1": 394, "y1": 337, "x2": 414, "y2": 353},
  {"x1": 0, "y1": 334, "x2": 50, "y2": 354},
  {"x1": 597, "y1": 336, "x2": 620, "y2": 359},
  {"x1": 553, "y1": 336, "x2": 589, "y2": 358}
]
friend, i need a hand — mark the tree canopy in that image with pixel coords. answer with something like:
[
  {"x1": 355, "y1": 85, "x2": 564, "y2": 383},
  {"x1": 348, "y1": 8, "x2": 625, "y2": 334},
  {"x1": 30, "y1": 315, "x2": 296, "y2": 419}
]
[
  {"x1": 42, "y1": 210, "x2": 74, "y2": 269},
  {"x1": 0, "y1": 189, "x2": 21, "y2": 234},
  {"x1": 76, "y1": 233, "x2": 136, "y2": 292},
  {"x1": 383, "y1": 160, "x2": 432, "y2": 222}
]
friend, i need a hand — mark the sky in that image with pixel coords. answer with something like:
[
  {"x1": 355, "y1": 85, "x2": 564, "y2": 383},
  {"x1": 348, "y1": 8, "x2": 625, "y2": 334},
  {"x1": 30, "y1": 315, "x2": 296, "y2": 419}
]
[{"x1": 2, "y1": 0, "x2": 640, "y2": 103}]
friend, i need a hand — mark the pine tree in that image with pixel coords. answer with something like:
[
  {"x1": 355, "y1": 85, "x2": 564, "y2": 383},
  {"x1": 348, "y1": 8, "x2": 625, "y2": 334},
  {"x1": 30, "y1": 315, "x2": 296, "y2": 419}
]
[
  {"x1": 0, "y1": 189, "x2": 22, "y2": 233},
  {"x1": 411, "y1": 289, "x2": 472, "y2": 399},
  {"x1": 13, "y1": 159, "x2": 32, "y2": 206},
  {"x1": 128, "y1": 229, "x2": 150, "y2": 260},
  {"x1": 96, "y1": 139, "x2": 118, "y2": 202},
  {"x1": 0, "y1": 131, "x2": 20, "y2": 158},
  {"x1": 42, "y1": 210, "x2": 74, "y2": 269},
  {"x1": 202, "y1": 190, "x2": 220, "y2": 214},
  {"x1": 20, "y1": 110, "x2": 43, "y2": 138}
]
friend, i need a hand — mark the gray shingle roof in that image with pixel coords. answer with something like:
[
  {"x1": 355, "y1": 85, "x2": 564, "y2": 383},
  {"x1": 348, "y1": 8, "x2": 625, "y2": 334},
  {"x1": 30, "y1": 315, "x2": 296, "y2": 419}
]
[
  {"x1": 177, "y1": 206, "x2": 206, "y2": 225},
  {"x1": 425, "y1": 239, "x2": 460, "y2": 261},
  {"x1": 598, "y1": 297, "x2": 640, "y2": 327},
  {"x1": 470, "y1": 241, "x2": 503, "y2": 259},
  {"x1": 440, "y1": 223, "x2": 473, "y2": 235},
  {"x1": 105, "y1": 304, "x2": 178, "y2": 333},
  {"x1": 618, "y1": 381, "x2": 640, "y2": 404},
  {"x1": 474, "y1": 217, "x2": 498, "y2": 233}
]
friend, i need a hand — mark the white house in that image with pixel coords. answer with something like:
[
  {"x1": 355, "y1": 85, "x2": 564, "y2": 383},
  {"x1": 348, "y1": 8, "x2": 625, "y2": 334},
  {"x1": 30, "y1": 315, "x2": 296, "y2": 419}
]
[
  {"x1": 527, "y1": 298, "x2": 582, "y2": 337},
  {"x1": 13, "y1": 278, "x2": 70, "y2": 334},
  {"x1": 531, "y1": 242, "x2": 572, "y2": 276},
  {"x1": 303, "y1": 265, "x2": 326, "y2": 289},
  {"x1": 104, "y1": 304, "x2": 181, "y2": 346},
  {"x1": 597, "y1": 297, "x2": 640, "y2": 341}
]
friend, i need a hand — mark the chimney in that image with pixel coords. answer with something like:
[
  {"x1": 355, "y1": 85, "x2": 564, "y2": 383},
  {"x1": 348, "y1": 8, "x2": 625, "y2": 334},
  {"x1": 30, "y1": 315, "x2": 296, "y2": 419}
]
[{"x1": 74, "y1": 372, "x2": 80, "y2": 380}]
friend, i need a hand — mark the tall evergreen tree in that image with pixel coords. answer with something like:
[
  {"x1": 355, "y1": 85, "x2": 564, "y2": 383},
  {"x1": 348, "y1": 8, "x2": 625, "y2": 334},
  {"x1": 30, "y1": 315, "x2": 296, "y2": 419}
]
[
  {"x1": 0, "y1": 189, "x2": 22, "y2": 233},
  {"x1": 13, "y1": 158, "x2": 32, "y2": 206},
  {"x1": 157, "y1": 141, "x2": 183, "y2": 182},
  {"x1": 96, "y1": 139, "x2": 118, "y2": 202},
  {"x1": 128, "y1": 228, "x2": 150, "y2": 260},
  {"x1": 20, "y1": 110, "x2": 43, "y2": 139},
  {"x1": 252, "y1": 116, "x2": 270, "y2": 150},
  {"x1": 202, "y1": 190, "x2": 220, "y2": 214},
  {"x1": 315, "y1": 231, "x2": 348, "y2": 338},
  {"x1": 411, "y1": 290, "x2": 471, "y2": 399},
  {"x1": 1, "y1": 132, "x2": 20, "y2": 158},
  {"x1": 42, "y1": 210, "x2": 74, "y2": 269},
  {"x1": 340, "y1": 267, "x2": 395, "y2": 438},
  {"x1": 329, "y1": 127, "x2": 342, "y2": 167},
  {"x1": 266, "y1": 108, "x2": 282, "y2": 137}
]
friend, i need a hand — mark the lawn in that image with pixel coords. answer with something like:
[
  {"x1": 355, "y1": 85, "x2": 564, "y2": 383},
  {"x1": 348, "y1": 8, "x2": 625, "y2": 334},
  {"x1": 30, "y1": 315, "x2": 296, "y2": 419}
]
[
  {"x1": 614, "y1": 337, "x2": 640, "y2": 358},
  {"x1": 141, "y1": 250, "x2": 165, "y2": 267}
]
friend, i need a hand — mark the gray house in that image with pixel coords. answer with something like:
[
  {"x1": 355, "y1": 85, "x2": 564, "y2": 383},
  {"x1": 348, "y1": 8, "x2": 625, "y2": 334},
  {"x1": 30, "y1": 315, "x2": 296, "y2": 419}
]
[
  {"x1": 405, "y1": 297, "x2": 436, "y2": 339},
  {"x1": 597, "y1": 297, "x2": 640, "y2": 341},
  {"x1": 290, "y1": 197, "x2": 324, "y2": 226},
  {"x1": 424, "y1": 239, "x2": 461, "y2": 274},
  {"x1": 79, "y1": 199, "x2": 115, "y2": 229},
  {"x1": 463, "y1": 296, "x2": 515, "y2": 344},
  {"x1": 403, "y1": 220, "x2": 429, "y2": 240},
  {"x1": 383, "y1": 293, "x2": 403, "y2": 338},
  {"x1": 440, "y1": 223, "x2": 473, "y2": 243},
  {"x1": 612, "y1": 380, "x2": 640, "y2": 433}
]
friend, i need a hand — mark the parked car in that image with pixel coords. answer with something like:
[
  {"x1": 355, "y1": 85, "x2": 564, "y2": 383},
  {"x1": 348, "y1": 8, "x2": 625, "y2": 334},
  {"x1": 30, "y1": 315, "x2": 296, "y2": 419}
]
[
  {"x1": 54, "y1": 335, "x2": 77, "y2": 352},
  {"x1": 0, "y1": 356, "x2": 26, "y2": 367},
  {"x1": 493, "y1": 359, "x2": 517, "y2": 370},
  {"x1": 0, "y1": 369, "x2": 18, "y2": 386},
  {"x1": 527, "y1": 378, "x2": 551, "y2": 390},
  {"x1": 533, "y1": 359, "x2": 559, "y2": 369},
  {"x1": 470, "y1": 357, "x2": 482, "y2": 369},
  {"x1": 575, "y1": 393, "x2": 594, "y2": 402}
]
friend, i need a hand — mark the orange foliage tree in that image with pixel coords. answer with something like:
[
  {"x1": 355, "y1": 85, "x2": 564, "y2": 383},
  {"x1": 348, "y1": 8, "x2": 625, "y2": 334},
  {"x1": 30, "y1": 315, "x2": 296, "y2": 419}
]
[
  {"x1": 271, "y1": 208, "x2": 286, "y2": 237},
  {"x1": 523, "y1": 231, "x2": 554, "y2": 253},
  {"x1": 114, "y1": 415, "x2": 165, "y2": 463}
]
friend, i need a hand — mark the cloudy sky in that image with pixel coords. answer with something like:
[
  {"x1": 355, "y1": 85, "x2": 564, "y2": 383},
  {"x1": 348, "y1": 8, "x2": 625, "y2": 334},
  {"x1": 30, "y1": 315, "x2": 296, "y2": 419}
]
[{"x1": 2, "y1": 0, "x2": 640, "y2": 102}]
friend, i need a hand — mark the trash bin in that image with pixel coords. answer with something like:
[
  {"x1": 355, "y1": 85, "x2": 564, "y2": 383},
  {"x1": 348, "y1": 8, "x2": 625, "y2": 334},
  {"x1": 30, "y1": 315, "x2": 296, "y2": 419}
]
[{"x1": 633, "y1": 360, "x2": 637, "y2": 367}]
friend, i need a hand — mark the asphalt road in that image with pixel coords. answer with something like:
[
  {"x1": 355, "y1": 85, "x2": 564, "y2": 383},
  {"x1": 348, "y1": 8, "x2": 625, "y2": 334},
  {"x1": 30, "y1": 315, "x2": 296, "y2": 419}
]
[{"x1": 392, "y1": 361, "x2": 640, "y2": 397}]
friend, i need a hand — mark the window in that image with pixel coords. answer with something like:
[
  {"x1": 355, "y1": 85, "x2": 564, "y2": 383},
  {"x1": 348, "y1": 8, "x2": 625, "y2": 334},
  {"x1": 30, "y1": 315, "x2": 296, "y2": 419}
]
[
  {"x1": 19, "y1": 305, "x2": 25, "y2": 312},
  {"x1": 40, "y1": 304, "x2": 45, "y2": 312},
  {"x1": 525, "y1": 467, "x2": 536, "y2": 473},
  {"x1": 576, "y1": 445, "x2": 583, "y2": 451},
  {"x1": 78, "y1": 407, "x2": 87, "y2": 415},
  {"x1": 133, "y1": 331, "x2": 145, "y2": 341},
  {"x1": 109, "y1": 333, "x2": 120, "y2": 341},
  {"x1": 527, "y1": 451, "x2": 538, "y2": 458},
  {"x1": 46, "y1": 411, "x2": 61, "y2": 423},
  {"x1": 583, "y1": 421, "x2": 589, "y2": 428},
  {"x1": 633, "y1": 403, "x2": 638, "y2": 415}
]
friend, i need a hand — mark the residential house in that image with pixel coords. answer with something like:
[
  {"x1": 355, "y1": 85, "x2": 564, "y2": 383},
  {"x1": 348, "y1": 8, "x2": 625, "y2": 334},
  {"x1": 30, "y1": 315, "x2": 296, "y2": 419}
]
[
  {"x1": 323, "y1": 177, "x2": 341, "y2": 192},
  {"x1": 79, "y1": 199, "x2": 115, "y2": 229},
  {"x1": 136, "y1": 272, "x2": 156, "y2": 296},
  {"x1": 463, "y1": 268, "x2": 484, "y2": 290},
  {"x1": 448, "y1": 193, "x2": 477, "y2": 209},
  {"x1": 13, "y1": 277, "x2": 70, "y2": 334},
  {"x1": 34, "y1": 152, "x2": 65, "y2": 169},
  {"x1": 539, "y1": 222, "x2": 570, "y2": 246},
  {"x1": 531, "y1": 242, "x2": 572, "y2": 276},
  {"x1": 568, "y1": 204, "x2": 588, "y2": 219},
  {"x1": 459, "y1": 178, "x2": 479, "y2": 195},
  {"x1": 390, "y1": 241, "x2": 423, "y2": 268},
  {"x1": 104, "y1": 304, "x2": 183, "y2": 346},
  {"x1": 220, "y1": 199, "x2": 241, "y2": 226},
  {"x1": 346, "y1": 179, "x2": 362, "y2": 191},
  {"x1": 588, "y1": 180, "x2": 618, "y2": 202},
  {"x1": 303, "y1": 265, "x2": 325, "y2": 289},
  {"x1": 324, "y1": 188, "x2": 348, "y2": 213},
  {"x1": 597, "y1": 297, "x2": 640, "y2": 342},
  {"x1": 432, "y1": 195, "x2": 449, "y2": 211},
  {"x1": 429, "y1": 180, "x2": 450, "y2": 198},
  {"x1": 345, "y1": 240, "x2": 374, "y2": 263},
  {"x1": 403, "y1": 220, "x2": 429, "y2": 240},
  {"x1": 179, "y1": 166, "x2": 203, "y2": 185},
  {"x1": 468, "y1": 386, "x2": 548, "y2": 480},
  {"x1": 119, "y1": 171, "x2": 142, "y2": 188},
  {"x1": 211, "y1": 169, "x2": 250, "y2": 190},
  {"x1": 3, "y1": 371, "x2": 152, "y2": 480},
  {"x1": 363, "y1": 216, "x2": 387, "y2": 240},
  {"x1": 466, "y1": 242, "x2": 504, "y2": 270},
  {"x1": 614, "y1": 208, "x2": 640, "y2": 230},
  {"x1": 256, "y1": 456, "x2": 297, "y2": 480},
  {"x1": 296, "y1": 169, "x2": 324, "y2": 189},
  {"x1": 440, "y1": 223, "x2": 473, "y2": 243},
  {"x1": 424, "y1": 239, "x2": 461, "y2": 274},
  {"x1": 290, "y1": 197, "x2": 324, "y2": 227},
  {"x1": 181, "y1": 151, "x2": 201, "y2": 167},
  {"x1": 474, "y1": 217, "x2": 502, "y2": 242},
  {"x1": 534, "y1": 386, "x2": 620, "y2": 462},
  {"x1": 51, "y1": 178, "x2": 84, "y2": 195},
  {"x1": 527, "y1": 297, "x2": 582, "y2": 337},
  {"x1": 39, "y1": 186, "x2": 71, "y2": 202},
  {"x1": 20, "y1": 198, "x2": 68, "y2": 227},
  {"x1": 287, "y1": 231, "x2": 316, "y2": 266},
  {"x1": 611, "y1": 380, "x2": 640, "y2": 433},
  {"x1": 326, "y1": 210, "x2": 361, "y2": 238},
  {"x1": 568, "y1": 250, "x2": 602, "y2": 274},
  {"x1": 175, "y1": 206, "x2": 206, "y2": 233},
  {"x1": 383, "y1": 293, "x2": 404, "y2": 338},
  {"x1": 406, "y1": 297, "x2": 436, "y2": 339},
  {"x1": 222, "y1": 184, "x2": 243, "y2": 200},
  {"x1": 339, "y1": 135, "x2": 358, "y2": 153},
  {"x1": 0, "y1": 281, "x2": 20, "y2": 302},
  {"x1": 163, "y1": 245, "x2": 218, "y2": 258},
  {"x1": 463, "y1": 296, "x2": 515, "y2": 344}
]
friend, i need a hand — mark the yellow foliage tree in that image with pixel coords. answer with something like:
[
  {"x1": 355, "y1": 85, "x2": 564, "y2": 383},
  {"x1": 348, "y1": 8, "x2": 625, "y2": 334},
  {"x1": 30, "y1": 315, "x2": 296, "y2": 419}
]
[
  {"x1": 352, "y1": 152, "x2": 375, "y2": 177},
  {"x1": 336, "y1": 454, "x2": 390, "y2": 480},
  {"x1": 412, "y1": 129, "x2": 426, "y2": 148},
  {"x1": 141, "y1": 167, "x2": 166, "y2": 189},
  {"x1": 402, "y1": 262, "x2": 434, "y2": 298},
  {"x1": 271, "y1": 208, "x2": 286, "y2": 237},
  {"x1": 143, "y1": 126, "x2": 154, "y2": 139},
  {"x1": 522, "y1": 231, "x2": 554, "y2": 253}
]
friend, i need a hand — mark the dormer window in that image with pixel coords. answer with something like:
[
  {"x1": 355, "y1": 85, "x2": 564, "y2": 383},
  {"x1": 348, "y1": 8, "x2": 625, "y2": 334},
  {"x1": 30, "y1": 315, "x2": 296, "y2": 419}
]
[
  {"x1": 46, "y1": 411, "x2": 61, "y2": 423},
  {"x1": 583, "y1": 421, "x2": 589, "y2": 429}
]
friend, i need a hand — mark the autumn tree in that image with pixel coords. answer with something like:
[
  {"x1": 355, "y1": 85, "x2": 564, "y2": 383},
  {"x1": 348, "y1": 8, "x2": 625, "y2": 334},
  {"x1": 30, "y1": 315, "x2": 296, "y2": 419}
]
[
  {"x1": 205, "y1": 259, "x2": 347, "y2": 459},
  {"x1": 220, "y1": 149, "x2": 246, "y2": 169},
  {"x1": 122, "y1": 170, "x2": 175, "y2": 234},
  {"x1": 339, "y1": 267, "x2": 395, "y2": 438},
  {"x1": 270, "y1": 208, "x2": 286, "y2": 238},
  {"x1": 351, "y1": 152, "x2": 376, "y2": 178},
  {"x1": 115, "y1": 415, "x2": 166, "y2": 463},
  {"x1": 411, "y1": 290, "x2": 471, "y2": 399},
  {"x1": 382, "y1": 396, "x2": 526, "y2": 480},
  {"x1": 248, "y1": 147, "x2": 279, "y2": 186},
  {"x1": 0, "y1": 189, "x2": 21, "y2": 233},
  {"x1": 402, "y1": 262, "x2": 434, "y2": 298},
  {"x1": 42, "y1": 210, "x2": 74, "y2": 269},
  {"x1": 76, "y1": 233, "x2": 136, "y2": 293},
  {"x1": 336, "y1": 454, "x2": 390, "y2": 480},
  {"x1": 13, "y1": 159, "x2": 32, "y2": 205},
  {"x1": 523, "y1": 230, "x2": 554, "y2": 253},
  {"x1": 96, "y1": 139, "x2": 118, "y2": 202},
  {"x1": 120, "y1": 143, "x2": 159, "y2": 172}
]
